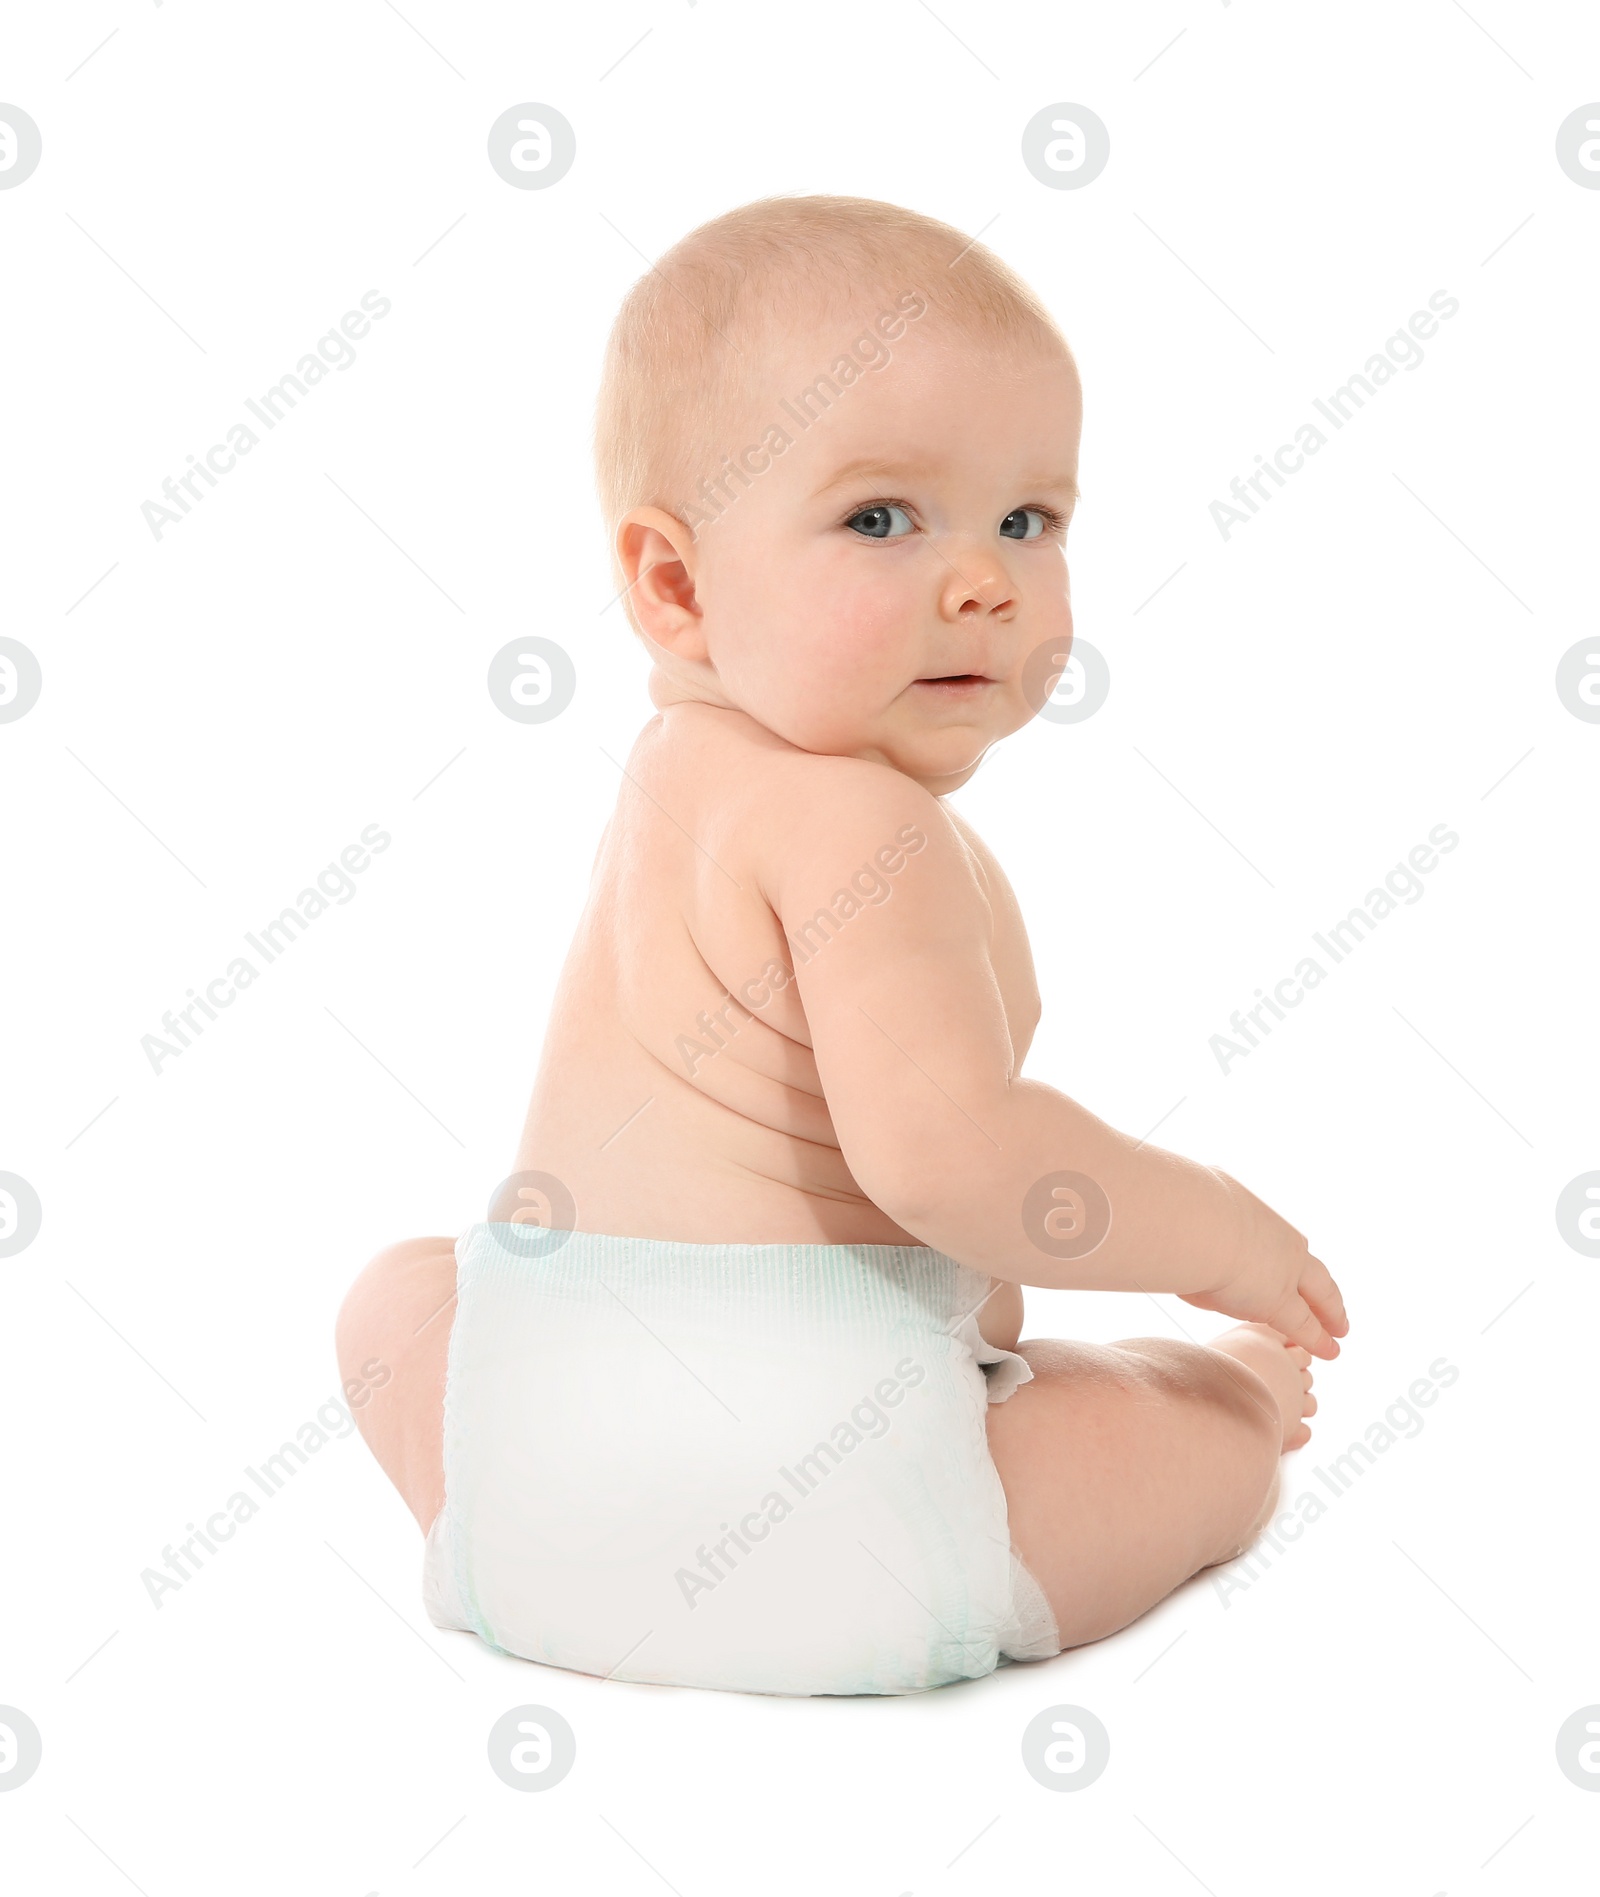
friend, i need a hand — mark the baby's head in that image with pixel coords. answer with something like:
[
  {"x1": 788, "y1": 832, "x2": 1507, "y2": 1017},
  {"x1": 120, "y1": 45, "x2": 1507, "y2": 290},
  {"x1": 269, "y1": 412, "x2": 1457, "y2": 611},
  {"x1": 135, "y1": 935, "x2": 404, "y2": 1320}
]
[{"x1": 595, "y1": 196, "x2": 1081, "y2": 793}]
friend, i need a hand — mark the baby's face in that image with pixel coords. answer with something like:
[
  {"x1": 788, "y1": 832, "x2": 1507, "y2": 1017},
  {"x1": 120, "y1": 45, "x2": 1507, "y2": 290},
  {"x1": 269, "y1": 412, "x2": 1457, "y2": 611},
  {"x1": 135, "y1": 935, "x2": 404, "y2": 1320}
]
[{"x1": 680, "y1": 318, "x2": 1082, "y2": 791}]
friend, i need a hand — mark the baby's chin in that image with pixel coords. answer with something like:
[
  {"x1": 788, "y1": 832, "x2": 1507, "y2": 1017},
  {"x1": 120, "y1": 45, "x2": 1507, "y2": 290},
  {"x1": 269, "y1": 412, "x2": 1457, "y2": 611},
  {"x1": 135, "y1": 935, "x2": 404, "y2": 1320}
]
[
  {"x1": 870, "y1": 720, "x2": 1000, "y2": 792},
  {"x1": 729, "y1": 696, "x2": 1003, "y2": 788}
]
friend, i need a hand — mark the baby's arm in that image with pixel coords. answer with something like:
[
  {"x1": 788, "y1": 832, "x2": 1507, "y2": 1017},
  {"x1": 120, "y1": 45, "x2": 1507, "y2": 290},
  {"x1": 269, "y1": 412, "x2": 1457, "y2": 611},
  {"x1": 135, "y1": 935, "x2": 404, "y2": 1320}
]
[{"x1": 761, "y1": 760, "x2": 1346, "y2": 1358}]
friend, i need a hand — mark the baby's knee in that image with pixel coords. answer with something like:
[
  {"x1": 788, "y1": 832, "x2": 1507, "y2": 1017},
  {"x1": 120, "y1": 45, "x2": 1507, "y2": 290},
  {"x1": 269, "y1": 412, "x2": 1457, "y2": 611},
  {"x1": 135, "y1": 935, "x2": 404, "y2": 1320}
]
[
  {"x1": 1157, "y1": 1344, "x2": 1282, "y2": 1564},
  {"x1": 334, "y1": 1235, "x2": 455, "y2": 1377},
  {"x1": 1117, "y1": 1337, "x2": 1281, "y2": 1475},
  {"x1": 333, "y1": 1246, "x2": 391, "y2": 1373}
]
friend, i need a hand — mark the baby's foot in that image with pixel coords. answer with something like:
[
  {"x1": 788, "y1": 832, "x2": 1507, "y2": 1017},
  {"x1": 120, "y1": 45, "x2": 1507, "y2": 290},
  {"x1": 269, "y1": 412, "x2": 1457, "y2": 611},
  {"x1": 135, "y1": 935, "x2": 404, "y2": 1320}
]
[{"x1": 1207, "y1": 1322, "x2": 1316, "y2": 1452}]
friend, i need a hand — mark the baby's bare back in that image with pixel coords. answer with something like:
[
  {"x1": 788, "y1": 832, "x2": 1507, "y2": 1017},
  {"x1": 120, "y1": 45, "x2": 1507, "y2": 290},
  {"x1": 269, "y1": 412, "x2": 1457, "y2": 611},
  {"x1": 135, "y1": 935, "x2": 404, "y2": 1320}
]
[{"x1": 512, "y1": 700, "x2": 1040, "y2": 1246}]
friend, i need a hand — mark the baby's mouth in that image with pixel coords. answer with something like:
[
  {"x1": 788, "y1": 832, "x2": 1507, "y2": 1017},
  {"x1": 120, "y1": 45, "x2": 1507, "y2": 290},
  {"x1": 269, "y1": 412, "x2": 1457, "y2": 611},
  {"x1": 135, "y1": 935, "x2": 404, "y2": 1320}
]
[{"x1": 915, "y1": 672, "x2": 994, "y2": 690}]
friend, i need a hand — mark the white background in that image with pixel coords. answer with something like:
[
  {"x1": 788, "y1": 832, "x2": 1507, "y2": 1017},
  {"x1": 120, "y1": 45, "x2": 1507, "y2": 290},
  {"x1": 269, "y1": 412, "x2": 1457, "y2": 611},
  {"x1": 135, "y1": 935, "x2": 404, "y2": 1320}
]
[{"x1": 3, "y1": 2, "x2": 1598, "y2": 1891}]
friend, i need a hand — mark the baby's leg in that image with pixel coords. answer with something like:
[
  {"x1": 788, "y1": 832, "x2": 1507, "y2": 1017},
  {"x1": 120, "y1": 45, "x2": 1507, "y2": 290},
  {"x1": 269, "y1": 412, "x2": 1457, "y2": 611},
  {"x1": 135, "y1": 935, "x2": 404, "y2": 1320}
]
[
  {"x1": 334, "y1": 1235, "x2": 457, "y2": 1532},
  {"x1": 987, "y1": 1323, "x2": 1314, "y2": 1650},
  {"x1": 975, "y1": 1276, "x2": 1024, "y2": 1352}
]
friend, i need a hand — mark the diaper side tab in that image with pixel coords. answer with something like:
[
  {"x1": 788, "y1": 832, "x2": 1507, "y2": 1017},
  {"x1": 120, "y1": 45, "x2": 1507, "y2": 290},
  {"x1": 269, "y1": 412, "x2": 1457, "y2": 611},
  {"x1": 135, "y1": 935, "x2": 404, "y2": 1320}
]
[{"x1": 956, "y1": 1317, "x2": 1034, "y2": 1404}]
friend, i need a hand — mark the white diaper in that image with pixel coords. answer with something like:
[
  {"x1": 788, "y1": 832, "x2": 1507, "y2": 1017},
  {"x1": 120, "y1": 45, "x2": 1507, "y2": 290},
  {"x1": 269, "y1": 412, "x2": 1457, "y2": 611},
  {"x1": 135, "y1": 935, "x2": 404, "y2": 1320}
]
[{"x1": 422, "y1": 1223, "x2": 1060, "y2": 1696}]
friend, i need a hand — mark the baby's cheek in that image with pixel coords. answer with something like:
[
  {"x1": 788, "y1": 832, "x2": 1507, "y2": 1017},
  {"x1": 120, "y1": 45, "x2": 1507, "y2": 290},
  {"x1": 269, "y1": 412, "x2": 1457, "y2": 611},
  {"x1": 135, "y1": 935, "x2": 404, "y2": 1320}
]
[
  {"x1": 755, "y1": 558, "x2": 905, "y2": 683},
  {"x1": 816, "y1": 570, "x2": 915, "y2": 675}
]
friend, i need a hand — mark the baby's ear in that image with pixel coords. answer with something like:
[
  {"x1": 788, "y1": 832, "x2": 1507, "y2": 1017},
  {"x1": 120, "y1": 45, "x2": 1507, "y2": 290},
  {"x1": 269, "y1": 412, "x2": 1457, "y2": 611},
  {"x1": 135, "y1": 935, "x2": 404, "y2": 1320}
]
[{"x1": 615, "y1": 507, "x2": 704, "y2": 653}]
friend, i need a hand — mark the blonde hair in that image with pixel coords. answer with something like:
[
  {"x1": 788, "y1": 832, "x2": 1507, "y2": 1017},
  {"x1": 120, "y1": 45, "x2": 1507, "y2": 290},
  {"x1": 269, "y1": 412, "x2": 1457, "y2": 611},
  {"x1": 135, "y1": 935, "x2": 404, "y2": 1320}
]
[{"x1": 593, "y1": 195, "x2": 1070, "y2": 609}]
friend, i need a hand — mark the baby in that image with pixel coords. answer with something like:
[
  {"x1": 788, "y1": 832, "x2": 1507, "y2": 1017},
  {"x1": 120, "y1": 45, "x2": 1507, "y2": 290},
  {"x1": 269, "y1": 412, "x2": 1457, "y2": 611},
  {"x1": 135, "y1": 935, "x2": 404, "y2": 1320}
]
[{"x1": 336, "y1": 195, "x2": 1347, "y2": 1697}]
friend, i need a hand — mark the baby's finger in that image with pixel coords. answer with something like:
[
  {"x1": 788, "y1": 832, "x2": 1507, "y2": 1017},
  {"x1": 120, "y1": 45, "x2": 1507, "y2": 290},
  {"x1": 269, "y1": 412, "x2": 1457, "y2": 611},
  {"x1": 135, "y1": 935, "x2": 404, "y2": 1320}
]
[
  {"x1": 1300, "y1": 1253, "x2": 1349, "y2": 1337},
  {"x1": 1272, "y1": 1289, "x2": 1339, "y2": 1361}
]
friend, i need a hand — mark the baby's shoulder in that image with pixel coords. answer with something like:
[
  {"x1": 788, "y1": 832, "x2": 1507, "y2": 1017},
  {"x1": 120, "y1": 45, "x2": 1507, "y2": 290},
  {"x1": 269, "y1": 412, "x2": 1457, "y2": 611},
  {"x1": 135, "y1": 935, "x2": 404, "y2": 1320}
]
[
  {"x1": 941, "y1": 803, "x2": 1009, "y2": 903},
  {"x1": 646, "y1": 704, "x2": 959, "y2": 894},
  {"x1": 656, "y1": 703, "x2": 927, "y2": 826},
  {"x1": 741, "y1": 727, "x2": 939, "y2": 861}
]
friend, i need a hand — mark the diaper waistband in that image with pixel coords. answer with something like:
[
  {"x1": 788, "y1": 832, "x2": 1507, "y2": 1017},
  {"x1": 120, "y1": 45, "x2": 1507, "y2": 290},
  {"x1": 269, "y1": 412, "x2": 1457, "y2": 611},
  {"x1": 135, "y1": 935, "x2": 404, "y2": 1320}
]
[{"x1": 454, "y1": 1222, "x2": 996, "y2": 1335}]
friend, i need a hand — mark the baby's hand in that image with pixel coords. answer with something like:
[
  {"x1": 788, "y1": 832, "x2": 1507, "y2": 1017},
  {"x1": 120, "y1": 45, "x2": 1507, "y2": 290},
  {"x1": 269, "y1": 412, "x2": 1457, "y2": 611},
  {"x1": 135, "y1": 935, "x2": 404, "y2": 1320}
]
[{"x1": 1180, "y1": 1169, "x2": 1348, "y2": 1360}]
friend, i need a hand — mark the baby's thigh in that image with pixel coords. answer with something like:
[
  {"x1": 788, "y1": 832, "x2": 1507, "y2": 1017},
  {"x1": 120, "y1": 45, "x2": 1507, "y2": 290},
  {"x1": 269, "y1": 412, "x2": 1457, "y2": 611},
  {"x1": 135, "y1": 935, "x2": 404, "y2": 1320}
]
[
  {"x1": 334, "y1": 1235, "x2": 458, "y2": 1532},
  {"x1": 976, "y1": 1277, "x2": 1023, "y2": 1352},
  {"x1": 987, "y1": 1337, "x2": 1279, "y2": 1650}
]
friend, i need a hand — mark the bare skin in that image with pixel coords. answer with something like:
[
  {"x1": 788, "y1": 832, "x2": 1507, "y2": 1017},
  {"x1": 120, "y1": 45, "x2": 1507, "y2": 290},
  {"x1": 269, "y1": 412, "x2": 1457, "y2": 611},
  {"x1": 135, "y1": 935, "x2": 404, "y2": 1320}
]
[{"x1": 337, "y1": 304, "x2": 1345, "y2": 1654}]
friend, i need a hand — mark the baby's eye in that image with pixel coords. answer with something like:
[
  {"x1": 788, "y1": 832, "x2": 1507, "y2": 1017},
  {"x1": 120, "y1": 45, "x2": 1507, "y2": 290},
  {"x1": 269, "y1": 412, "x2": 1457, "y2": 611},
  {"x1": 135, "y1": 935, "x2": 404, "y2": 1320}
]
[
  {"x1": 845, "y1": 503, "x2": 915, "y2": 540},
  {"x1": 999, "y1": 507, "x2": 1053, "y2": 541}
]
